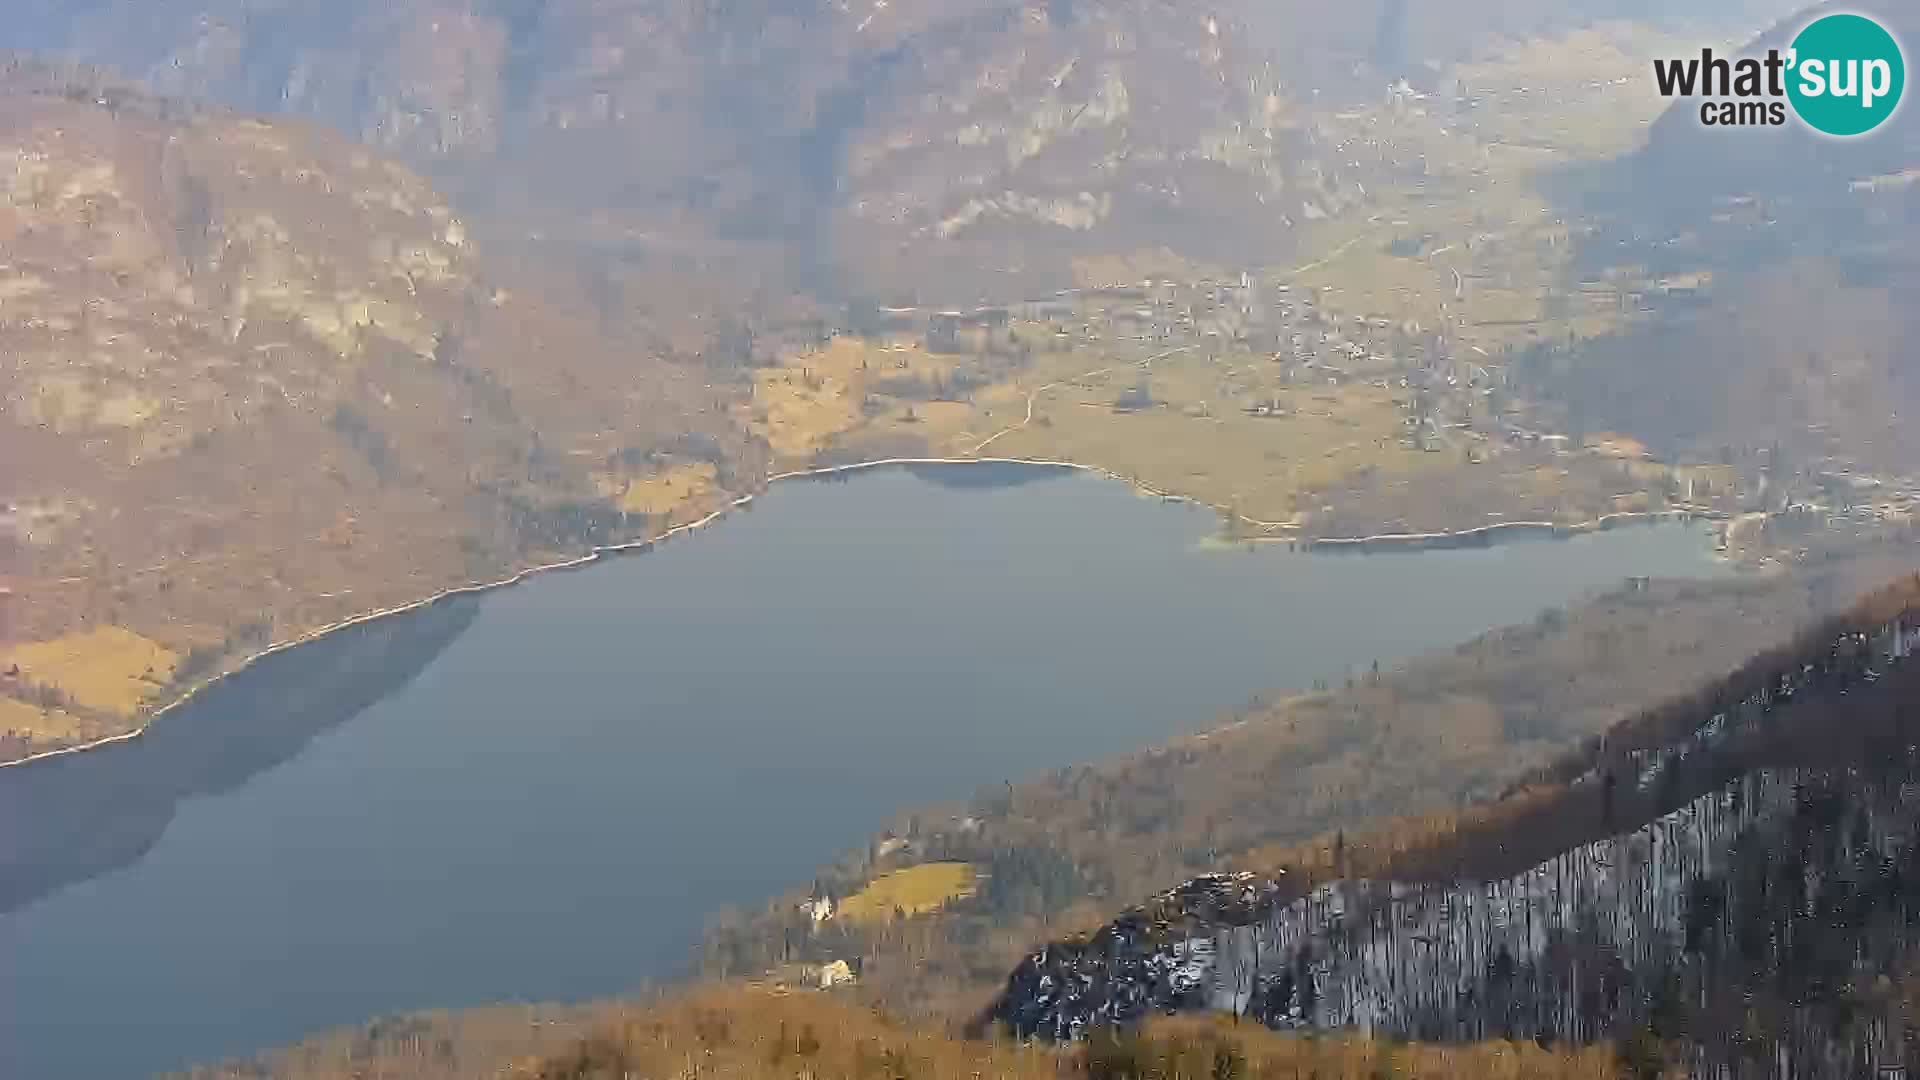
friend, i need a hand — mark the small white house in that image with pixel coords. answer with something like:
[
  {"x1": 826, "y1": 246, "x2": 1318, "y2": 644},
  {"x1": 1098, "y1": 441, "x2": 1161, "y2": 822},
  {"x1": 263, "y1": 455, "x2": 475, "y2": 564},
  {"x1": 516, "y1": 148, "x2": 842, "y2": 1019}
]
[{"x1": 817, "y1": 960, "x2": 856, "y2": 990}]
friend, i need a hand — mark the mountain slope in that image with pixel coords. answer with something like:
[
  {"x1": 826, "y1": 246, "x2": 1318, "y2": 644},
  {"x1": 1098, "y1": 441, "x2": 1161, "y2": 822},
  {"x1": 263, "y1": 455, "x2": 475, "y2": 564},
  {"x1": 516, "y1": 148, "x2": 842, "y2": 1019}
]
[
  {"x1": 1523, "y1": 0, "x2": 1920, "y2": 476},
  {"x1": 13, "y1": 0, "x2": 1802, "y2": 305},
  {"x1": 991, "y1": 576, "x2": 1920, "y2": 1075},
  {"x1": 15, "y1": 0, "x2": 1337, "y2": 299},
  {"x1": 0, "y1": 66, "x2": 746, "y2": 760}
]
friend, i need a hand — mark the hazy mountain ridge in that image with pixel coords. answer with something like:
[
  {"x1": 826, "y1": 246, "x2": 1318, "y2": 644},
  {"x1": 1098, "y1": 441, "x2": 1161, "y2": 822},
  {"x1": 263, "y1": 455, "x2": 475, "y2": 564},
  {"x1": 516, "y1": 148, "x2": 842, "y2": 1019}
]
[
  {"x1": 17, "y1": 0, "x2": 1340, "y2": 298},
  {"x1": 10, "y1": 0, "x2": 1798, "y2": 305},
  {"x1": 1524, "y1": 0, "x2": 1920, "y2": 476}
]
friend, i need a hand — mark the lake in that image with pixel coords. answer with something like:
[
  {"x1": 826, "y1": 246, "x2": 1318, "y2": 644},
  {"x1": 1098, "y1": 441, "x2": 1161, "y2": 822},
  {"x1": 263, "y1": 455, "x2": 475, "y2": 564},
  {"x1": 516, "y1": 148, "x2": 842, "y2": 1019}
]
[{"x1": 0, "y1": 463, "x2": 1730, "y2": 1077}]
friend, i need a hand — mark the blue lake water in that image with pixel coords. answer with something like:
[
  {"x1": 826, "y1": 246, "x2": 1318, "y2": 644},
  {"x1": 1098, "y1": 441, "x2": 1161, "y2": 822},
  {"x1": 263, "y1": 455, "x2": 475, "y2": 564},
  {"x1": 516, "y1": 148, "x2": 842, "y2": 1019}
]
[{"x1": 0, "y1": 463, "x2": 1731, "y2": 1077}]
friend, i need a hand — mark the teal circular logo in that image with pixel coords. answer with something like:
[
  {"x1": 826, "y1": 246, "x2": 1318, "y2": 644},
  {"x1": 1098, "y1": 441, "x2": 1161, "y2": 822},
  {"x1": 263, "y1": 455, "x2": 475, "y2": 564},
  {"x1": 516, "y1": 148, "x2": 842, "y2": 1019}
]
[{"x1": 1788, "y1": 13, "x2": 1905, "y2": 137}]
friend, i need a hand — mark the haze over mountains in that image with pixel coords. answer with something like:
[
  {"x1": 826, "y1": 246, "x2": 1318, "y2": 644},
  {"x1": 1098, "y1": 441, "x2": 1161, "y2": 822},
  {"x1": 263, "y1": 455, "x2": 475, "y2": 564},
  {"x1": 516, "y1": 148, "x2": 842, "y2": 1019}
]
[
  {"x1": 11, "y1": 0, "x2": 1799, "y2": 304},
  {"x1": 1535, "y1": 0, "x2": 1920, "y2": 476}
]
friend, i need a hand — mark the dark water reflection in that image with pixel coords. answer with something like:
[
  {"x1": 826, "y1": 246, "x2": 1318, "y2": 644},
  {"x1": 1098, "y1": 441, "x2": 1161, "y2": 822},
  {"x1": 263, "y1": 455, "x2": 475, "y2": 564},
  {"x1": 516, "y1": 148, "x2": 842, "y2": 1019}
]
[
  {"x1": 0, "y1": 598, "x2": 481, "y2": 918},
  {"x1": 0, "y1": 464, "x2": 1727, "y2": 1077}
]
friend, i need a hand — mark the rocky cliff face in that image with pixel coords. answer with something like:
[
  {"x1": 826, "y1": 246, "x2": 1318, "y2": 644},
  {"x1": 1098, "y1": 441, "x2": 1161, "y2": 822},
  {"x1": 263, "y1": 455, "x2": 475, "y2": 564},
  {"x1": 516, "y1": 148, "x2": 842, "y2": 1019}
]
[{"x1": 994, "y1": 605, "x2": 1920, "y2": 1076}]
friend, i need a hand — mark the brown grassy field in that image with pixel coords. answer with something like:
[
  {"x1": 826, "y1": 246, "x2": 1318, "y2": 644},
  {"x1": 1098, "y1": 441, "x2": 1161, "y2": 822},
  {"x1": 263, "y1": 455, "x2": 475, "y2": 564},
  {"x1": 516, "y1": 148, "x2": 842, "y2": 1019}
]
[
  {"x1": 838, "y1": 863, "x2": 982, "y2": 924},
  {"x1": 598, "y1": 462, "x2": 722, "y2": 519},
  {"x1": 751, "y1": 337, "x2": 1033, "y2": 469},
  {"x1": 0, "y1": 696, "x2": 92, "y2": 745},
  {"x1": 988, "y1": 364, "x2": 1436, "y2": 530},
  {"x1": 181, "y1": 985, "x2": 1621, "y2": 1080},
  {"x1": 3, "y1": 625, "x2": 176, "y2": 717}
]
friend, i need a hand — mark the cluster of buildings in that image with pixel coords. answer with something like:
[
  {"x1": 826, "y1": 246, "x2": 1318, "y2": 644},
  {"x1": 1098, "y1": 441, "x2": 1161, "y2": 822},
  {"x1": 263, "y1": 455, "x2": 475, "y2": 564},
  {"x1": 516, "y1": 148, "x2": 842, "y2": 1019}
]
[
  {"x1": 850, "y1": 267, "x2": 1914, "y2": 547},
  {"x1": 1023, "y1": 276, "x2": 1429, "y2": 376}
]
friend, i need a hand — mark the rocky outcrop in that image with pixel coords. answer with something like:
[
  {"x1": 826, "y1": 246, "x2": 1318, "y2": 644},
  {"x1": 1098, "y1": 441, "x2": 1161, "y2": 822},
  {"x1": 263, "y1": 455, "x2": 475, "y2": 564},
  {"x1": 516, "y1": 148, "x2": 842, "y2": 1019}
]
[{"x1": 993, "y1": 601, "x2": 1920, "y2": 1075}]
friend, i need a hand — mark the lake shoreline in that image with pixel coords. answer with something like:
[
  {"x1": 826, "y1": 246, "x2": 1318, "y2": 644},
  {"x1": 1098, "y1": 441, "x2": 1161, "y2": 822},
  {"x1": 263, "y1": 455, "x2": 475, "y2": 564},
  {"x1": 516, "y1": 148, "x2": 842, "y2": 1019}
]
[
  {"x1": 3, "y1": 458, "x2": 1748, "y2": 1079},
  {"x1": 0, "y1": 455, "x2": 1720, "y2": 771},
  {"x1": 1305, "y1": 508, "x2": 1728, "y2": 552},
  {"x1": 0, "y1": 457, "x2": 1073, "y2": 771}
]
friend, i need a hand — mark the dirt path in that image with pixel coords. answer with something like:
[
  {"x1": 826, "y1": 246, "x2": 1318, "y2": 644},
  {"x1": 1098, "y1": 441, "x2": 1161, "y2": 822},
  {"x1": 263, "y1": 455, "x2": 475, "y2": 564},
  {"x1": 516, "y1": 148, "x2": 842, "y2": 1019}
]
[
  {"x1": 967, "y1": 345, "x2": 1194, "y2": 455},
  {"x1": 1286, "y1": 232, "x2": 1370, "y2": 278}
]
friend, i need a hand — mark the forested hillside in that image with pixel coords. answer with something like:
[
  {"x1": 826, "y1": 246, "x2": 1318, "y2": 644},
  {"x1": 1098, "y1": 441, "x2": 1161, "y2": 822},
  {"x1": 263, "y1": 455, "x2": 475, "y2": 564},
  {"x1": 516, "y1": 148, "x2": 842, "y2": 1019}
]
[
  {"x1": 696, "y1": 543, "x2": 1920, "y2": 1020},
  {"x1": 0, "y1": 65, "x2": 750, "y2": 759},
  {"x1": 994, "y1": 574, "x2": 1920, "y2": 1076}
]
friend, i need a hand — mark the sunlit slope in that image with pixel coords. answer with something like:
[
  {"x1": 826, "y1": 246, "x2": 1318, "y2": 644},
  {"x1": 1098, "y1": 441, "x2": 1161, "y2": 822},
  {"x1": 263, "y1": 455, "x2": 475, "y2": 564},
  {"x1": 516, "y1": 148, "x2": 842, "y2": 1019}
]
[{"x1": 0, "y1": 68, "x2": 740, "y2": 760}]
